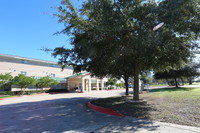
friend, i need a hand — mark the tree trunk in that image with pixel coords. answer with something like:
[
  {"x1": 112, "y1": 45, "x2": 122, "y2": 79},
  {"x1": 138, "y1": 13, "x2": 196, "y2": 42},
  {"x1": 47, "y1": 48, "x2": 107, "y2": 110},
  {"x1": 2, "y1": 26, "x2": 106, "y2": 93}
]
[
  {"x1": 174, "y1": 78, "x2": 179, "y2": 88},
  {"x1": 124, "y1": 75, "x2": 129, "y2": 96},
  {"x1": 180, "y1": 78, "x2": 184, "y2": 85},
  {"x1": 166, "y1": 79, "x2": 170, "y2": 86},
  {"x1": 133, "y1": 68, "x2": 140, "y2": 100},
  {"x1": 188, "y1": 77, "x2": 193, "y2": 85},
  {"x1": 21, "y1": 87, "x2": 24, "y2": 95}
]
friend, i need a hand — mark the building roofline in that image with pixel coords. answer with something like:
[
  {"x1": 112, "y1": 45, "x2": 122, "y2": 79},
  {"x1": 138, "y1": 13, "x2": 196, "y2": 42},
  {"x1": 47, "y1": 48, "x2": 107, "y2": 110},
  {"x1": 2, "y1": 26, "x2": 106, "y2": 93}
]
[
  {"x1": 65, "y1": 72, "x2": 90, "y2": 79},
  {"x1": 0, "y1": 53, "x2": 57, "y2": 64}
]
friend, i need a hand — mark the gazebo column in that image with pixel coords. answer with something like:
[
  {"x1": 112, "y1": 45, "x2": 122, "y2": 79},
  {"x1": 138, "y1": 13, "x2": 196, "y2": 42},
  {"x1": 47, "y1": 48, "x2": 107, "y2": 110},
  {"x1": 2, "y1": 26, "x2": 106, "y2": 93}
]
[
  {"x1": 96, "y1": 79, "x2": 99, "y2": 91},
  {"x1": 81, "y1": 78, "x2": 85, "y2": 92},
  {"x1": 88, "y1": 78, "x2": 91, "y2": 91},
  {"x1": 101, "y1": 80, "x2": 104, "y2": 90}
]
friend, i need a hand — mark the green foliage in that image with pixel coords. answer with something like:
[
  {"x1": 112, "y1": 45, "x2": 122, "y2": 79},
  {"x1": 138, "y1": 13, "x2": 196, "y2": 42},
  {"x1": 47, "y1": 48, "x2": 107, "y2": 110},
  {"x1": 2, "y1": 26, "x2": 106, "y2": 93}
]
[
  {"x1": 140, "y1": 71, "x2": 153, "y2": 85},
  {"x1": 116, "y1": 83, "x2": 124, "y2": 88},
  {"x1": 12, "y1": 74, "x2": 36, "y2": 91},
  {"x1": 0, "y1": 73, "x2": 13, "y2": 88},
  {"x1": 35, "y1": 76, "x2": 58, "y2": 89},
  {"x1": 154, "y1": 61, "x2": 200, "y2": 86},
  {"x1": 0, "y1": 89, "x2": 69, "y2": 96},
  {"x1": 106, "y1": 78, "x2": 117, "y2": 87},
  {"x1": 53, "y1": 0, "x2": 200, "y2": 100}
]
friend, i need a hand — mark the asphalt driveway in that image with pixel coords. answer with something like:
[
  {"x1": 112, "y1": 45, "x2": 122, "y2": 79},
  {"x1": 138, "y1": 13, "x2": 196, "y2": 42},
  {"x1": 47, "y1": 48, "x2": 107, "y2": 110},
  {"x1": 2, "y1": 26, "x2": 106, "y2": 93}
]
[
  {"x1": 0, "y1": 90, "x2": 200, "y2": 133},
  {"x1": 0, "y1": 91, "x2": 125, "y2": 133}
]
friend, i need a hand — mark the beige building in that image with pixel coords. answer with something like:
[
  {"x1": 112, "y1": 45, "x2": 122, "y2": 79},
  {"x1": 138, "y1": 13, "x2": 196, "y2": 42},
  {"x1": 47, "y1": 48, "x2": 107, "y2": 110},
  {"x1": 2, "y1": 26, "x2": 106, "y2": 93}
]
[{"x1": 0, "y1": 54, "x2": 107, "y2": 91}]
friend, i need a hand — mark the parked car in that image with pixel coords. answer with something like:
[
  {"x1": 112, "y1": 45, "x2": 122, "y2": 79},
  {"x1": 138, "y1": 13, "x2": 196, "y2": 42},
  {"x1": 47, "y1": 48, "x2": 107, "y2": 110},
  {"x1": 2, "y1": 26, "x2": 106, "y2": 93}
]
[{"x1": 128, "y1": 84, "x2": 133, "y2": 88}]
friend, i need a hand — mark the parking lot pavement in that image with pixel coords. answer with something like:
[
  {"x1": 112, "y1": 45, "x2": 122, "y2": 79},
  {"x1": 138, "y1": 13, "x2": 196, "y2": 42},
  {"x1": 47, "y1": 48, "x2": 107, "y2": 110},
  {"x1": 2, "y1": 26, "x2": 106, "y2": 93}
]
[
  {"x1": 0, "y1": 90, "x2": 125, "y2": 133},
  {"x1": 1, "y1": 90, "x2": 200, "y2": 133}
]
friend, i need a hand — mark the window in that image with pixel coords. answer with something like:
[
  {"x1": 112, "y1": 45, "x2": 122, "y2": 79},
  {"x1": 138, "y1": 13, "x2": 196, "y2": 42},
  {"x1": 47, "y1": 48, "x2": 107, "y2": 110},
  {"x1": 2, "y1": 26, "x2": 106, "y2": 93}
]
[
  {"x1": 50, "y1": 74, "x2": 55, "y2": 78},
  {"x1": 22, "y1": 60, "x2": 29, "y2": 64},
  {"x1": 21, "y1": 71, "x2": 27, "y2": 76},
  {"x1": 51, "y1": 64, "x2": 56, "y2": 67}
]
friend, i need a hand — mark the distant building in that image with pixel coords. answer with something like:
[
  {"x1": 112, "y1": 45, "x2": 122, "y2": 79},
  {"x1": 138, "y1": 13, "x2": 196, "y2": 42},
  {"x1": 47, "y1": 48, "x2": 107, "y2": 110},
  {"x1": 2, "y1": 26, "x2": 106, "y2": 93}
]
[{"x1": 0, "y1": 54, "x2": 107, "y2": 92}]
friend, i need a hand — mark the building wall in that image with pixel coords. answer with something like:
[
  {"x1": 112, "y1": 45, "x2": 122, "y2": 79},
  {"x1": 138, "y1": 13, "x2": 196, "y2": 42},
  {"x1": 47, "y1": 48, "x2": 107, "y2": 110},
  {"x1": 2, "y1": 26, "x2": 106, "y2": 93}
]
[
  {"x1": 0, "y1": 56, "x2": 73, "y2": 78},
  {"x1": 0, "y1": 54, "x2": 109, "y2": 92}
]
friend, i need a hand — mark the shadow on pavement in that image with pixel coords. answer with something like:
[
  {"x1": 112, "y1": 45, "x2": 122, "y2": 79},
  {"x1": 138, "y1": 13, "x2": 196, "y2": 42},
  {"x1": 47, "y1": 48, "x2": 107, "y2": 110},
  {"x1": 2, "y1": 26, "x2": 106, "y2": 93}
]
[{"x1": 0, "y1": 96, "x2": 159, "y2": 133}]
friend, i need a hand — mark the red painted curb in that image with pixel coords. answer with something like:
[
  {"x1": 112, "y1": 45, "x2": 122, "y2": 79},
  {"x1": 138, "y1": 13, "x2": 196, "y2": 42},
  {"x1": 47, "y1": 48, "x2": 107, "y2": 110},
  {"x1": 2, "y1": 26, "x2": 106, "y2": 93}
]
[{"x1": 87, "y1": 101, "x2": 125, "y2": 117}]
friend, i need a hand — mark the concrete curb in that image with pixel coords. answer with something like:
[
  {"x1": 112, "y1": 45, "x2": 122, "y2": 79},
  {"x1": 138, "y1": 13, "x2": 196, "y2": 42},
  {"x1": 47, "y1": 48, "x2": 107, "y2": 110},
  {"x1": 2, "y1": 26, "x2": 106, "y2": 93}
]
[
  {"x1": 80, "y1": 89, "x2": 125, "y2": 93},
  {"x1": 87, "y1": 101, "x2": 125, "y2": 117}
]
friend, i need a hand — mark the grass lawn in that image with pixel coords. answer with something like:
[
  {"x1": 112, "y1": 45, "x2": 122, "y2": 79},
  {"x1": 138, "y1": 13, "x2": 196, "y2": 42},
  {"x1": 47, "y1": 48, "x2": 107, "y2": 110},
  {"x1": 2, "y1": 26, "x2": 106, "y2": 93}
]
[
  {"x1": 149, "y1": 82, "x2": 200, "y2": 87},
  {"x1": 0, "y1": 96, "x2": 17, "y2": 99},
  {"x1": 183, "y1": 82, "x2": 200, "y2": 85},
  {"x1": 91, "y1": 87, "x2": 200, "y2": 127},
  {"x1": 149, "y1": 84, "x2": 168, "y2": 87}
]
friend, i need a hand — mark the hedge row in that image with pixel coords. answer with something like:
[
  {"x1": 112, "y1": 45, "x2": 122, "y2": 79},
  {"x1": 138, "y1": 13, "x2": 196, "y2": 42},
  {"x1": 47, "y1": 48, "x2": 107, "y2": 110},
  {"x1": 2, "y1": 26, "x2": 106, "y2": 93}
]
[{"x1": 0, "y1": 89, "x2": 69, "y2": 95}]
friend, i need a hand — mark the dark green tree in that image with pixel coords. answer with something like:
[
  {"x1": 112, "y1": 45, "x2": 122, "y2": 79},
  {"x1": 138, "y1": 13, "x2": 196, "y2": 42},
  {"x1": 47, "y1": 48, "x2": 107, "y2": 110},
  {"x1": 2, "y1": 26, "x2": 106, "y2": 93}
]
[
  {"x1": 35, "y1": 76, "x2": 58, "y2": 89},
  {"x1": 154, "y1": 62, "x2": 200, "y2": 87},
  {"x1": 154, "y1": 69, "x2": 182, "y2": 87},
  {"x1": 0, "y1": 73, "x2": 13, "y2": 89},
  {"x1": 180, "y1": 62, "x2": 200, "y2": 84},
  {"x1": 53, "y1": 0, "x2": 200, "y2": 100}
]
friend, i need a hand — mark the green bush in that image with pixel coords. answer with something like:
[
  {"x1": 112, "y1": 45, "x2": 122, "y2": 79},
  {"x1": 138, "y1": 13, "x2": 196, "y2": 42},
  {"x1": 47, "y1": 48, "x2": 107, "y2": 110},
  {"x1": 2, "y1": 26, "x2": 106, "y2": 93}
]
[
  {"x1": 0, "y1": 89, "x2": 70, "y2": 96},
  {"x1": 46, "y1": 89, "x2": 69, "y2": 93},
  {"x1": 107, "y1": 87, "x2": 115, "y2": 90}
]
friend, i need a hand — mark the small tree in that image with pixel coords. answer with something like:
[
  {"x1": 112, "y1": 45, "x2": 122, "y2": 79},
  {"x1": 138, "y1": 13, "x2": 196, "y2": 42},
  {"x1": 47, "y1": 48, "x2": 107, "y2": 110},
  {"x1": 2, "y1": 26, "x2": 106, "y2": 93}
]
[
  {"x1": 116, "y1": 82, "x2": 124, "y2": 89},
  {"x1": 106, "y1": 78, "x2": 117, "y2": 89},
  {"x1": 12, "y1": 74, "x2": 36, "y2": 95},
  {"x1": 35, "y1": 76, "x2": 58, "y2": 89},
  {"x1": 0, "y1": 73, "x2": 13, "y2": 89},
  {"x1": 154, "y1": 70, "x2": 181, "y2": 88},
  {"x1": 180, "y1": 63, "x2": 200, "y2": 85},
  {"x1": 154, "y1": 62, "x2": 200, "y2": 87},
  {"x1": 140, "y1": 71, "x2": 152, "y2": 85}
]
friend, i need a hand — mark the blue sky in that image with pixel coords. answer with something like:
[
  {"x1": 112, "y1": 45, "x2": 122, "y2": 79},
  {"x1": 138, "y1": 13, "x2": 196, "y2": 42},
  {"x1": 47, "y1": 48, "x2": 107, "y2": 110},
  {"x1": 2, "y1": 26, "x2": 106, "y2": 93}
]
[{"x1": 0, "y1": 0, "x2": 82, "y2": 62}]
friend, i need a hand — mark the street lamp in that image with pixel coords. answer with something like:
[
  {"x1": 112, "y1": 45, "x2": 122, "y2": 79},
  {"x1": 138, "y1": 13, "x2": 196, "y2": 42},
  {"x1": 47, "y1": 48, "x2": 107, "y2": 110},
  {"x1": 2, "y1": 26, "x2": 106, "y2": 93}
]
[{"x1": 153, "y1": 22, "x2": 164, "y2": 31}]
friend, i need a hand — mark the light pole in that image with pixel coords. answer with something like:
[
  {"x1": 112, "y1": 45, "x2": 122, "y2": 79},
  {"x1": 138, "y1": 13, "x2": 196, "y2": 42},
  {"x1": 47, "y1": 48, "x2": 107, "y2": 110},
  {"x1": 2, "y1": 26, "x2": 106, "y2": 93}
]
[{"x1": 153, "y1": 22, "x2": 164, "y2": 31}]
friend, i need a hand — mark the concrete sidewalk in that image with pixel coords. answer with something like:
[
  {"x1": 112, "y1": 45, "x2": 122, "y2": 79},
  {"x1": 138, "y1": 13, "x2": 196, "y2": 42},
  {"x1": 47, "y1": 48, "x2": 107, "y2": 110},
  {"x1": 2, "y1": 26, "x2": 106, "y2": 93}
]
[{"x1": 93, "y1": 117, "x2": 200, "y2": 133}]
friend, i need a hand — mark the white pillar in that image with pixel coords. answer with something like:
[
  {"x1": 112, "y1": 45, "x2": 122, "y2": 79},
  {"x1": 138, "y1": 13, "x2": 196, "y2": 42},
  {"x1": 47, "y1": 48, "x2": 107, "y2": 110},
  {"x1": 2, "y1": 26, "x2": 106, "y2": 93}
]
[
  {"x1": 101, "y1": 80, "x2": 104, "y2": 90},
  {"x1": 81, "y1": 78, "x2": 85, "y2": 92},
  {"x1": 88, "y1": 78, "x2": 91, "y2": 91},
  {"x1": 66, "y1": 79, "x2": 69, "y2": 90},
  {"x1": 96, "y1": 79, "x2": 99, "y2": 91}
]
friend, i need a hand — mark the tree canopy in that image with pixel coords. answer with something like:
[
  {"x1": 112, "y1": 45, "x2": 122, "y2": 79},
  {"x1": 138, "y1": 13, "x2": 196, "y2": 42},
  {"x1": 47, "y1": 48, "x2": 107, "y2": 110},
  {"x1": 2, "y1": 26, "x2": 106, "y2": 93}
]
[
  {"x1": 12, "y1": 74, "x2": 36, "y2": 94},
  {"x1": 154, "y1": 62, "x2": 200, "y2": 87},
  {"x1": 35, "y1": 76, "x2": 58, "y2": 89},
  {"x1": 0, "y1": 73, "x2": 13, "y2": 89},
  {"x1": 53, "y1": 0, "x2": 200, "y2": 100}
]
